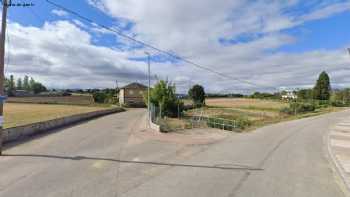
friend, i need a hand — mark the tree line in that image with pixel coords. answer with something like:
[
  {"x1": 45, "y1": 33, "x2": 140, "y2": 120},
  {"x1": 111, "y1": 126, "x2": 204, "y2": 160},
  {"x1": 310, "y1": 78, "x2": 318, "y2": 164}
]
[{"x1": 5, "y1": 75, "x2": 47, "y2": 96}]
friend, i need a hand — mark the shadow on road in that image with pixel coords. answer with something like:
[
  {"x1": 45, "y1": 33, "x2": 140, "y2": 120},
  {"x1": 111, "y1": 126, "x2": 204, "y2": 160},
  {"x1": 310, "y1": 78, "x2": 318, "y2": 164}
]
[{"x1": 2, "y1": 153, "x2": 263, "y2": 171}]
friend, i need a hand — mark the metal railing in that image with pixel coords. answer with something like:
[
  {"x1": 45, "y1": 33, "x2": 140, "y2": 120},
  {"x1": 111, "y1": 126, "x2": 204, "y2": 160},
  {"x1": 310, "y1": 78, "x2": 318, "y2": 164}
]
[{"x1": 190, "y1": 115, "x2": 239, "y2": 131}]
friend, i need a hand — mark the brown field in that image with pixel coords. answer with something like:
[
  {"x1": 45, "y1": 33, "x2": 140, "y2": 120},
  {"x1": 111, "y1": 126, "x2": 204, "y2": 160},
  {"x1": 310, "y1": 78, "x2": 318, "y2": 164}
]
[
  {"x1": 3, "y1": 103, "x2": 109, "y2": 128},
  {"x1": 205, "y1": 98, "x2": 288, "y2": 110},
  {"x1": 7, "y1": 95, "x2": 94, "y2": 105},
  {"x1": 186, "y1": 98, "x2": 289, "y2": 122},
  {"x1": 181, "y1": 98, "x2": 339, "y2": 132}
]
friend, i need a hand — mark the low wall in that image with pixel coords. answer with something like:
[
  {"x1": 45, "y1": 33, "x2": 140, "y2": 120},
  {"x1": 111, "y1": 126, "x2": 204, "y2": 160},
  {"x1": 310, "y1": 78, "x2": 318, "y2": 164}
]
[
  {"x1": 3, "y1": 108, "x2": 125, "y2": 143},
  {"x1": 150, "y1": 120, "x2": 160, "y2": 132}
]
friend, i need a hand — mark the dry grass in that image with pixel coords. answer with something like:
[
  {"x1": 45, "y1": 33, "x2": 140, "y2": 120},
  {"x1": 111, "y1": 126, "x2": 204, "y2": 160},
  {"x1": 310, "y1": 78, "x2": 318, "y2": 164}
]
[
  {"x1": 182, "y1": 98, "x2": 341, "y2": 132},
  {"x1": 7, "y1": 95, "x2": 94, "y2": 105},
  {"x1": 183, "y1": 98, "x2": 291, "y2": 131},
  {"x1": 205, "y1": 98, "x2": 288, "y2": 110},
  {"x1": 187, "y1": 98, "x2": 288, "y2": 121},
  {"x1": 3, "y1": 103, "x2": 110, "y2": 128}
]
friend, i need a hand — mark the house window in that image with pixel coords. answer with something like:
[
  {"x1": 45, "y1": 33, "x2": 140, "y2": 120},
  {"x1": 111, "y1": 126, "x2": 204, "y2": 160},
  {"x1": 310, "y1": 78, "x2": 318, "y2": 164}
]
[{"x1": 129, "y1": 90, "x2": 134, "y2": 95}]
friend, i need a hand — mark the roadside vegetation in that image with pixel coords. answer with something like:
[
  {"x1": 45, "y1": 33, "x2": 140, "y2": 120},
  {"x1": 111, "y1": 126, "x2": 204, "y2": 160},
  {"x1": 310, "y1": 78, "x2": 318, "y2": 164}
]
[
  {"x1": 154, "y1": 71, "x2": 348, "y2": 133},
  {"x1": 5, "y1": 75, "x2": 47, "y2": 96}
]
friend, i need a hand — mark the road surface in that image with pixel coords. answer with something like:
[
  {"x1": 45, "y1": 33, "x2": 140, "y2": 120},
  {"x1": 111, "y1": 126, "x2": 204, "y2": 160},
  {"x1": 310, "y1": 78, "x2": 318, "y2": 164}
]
[{"x1": 0, "y1": 108, "x2": 349, "y2": 197}]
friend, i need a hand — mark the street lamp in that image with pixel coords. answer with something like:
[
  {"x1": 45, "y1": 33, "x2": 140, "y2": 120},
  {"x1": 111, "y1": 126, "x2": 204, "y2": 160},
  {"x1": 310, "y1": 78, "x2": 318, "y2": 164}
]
[{"x1": 145, "y1": 52, "x2": 151, "y2": 128}]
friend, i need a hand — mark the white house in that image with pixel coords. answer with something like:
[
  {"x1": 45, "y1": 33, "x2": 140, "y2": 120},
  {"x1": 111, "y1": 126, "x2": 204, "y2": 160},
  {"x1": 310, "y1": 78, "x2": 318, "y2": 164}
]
[{"x1": 281, "y1": 91, "x2": 298, "y2": 100}]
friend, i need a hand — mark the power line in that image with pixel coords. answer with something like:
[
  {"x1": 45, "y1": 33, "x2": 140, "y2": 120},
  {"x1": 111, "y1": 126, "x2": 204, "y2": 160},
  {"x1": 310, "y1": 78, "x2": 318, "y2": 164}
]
[
  {"x1": 24, "y1": 3, "x2": 157, "y2": 88},
  {"x1": 44, "y1": 0, "x2": 278, "y2": 91}
]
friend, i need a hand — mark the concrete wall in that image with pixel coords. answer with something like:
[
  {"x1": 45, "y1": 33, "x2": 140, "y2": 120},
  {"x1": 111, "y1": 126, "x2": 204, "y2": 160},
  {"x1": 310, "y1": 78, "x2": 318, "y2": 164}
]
[
  {"x1": 150, "y1": 119, "x2": 160, "y2": 132},
  {"x1": 3, "y1": 108, "x2": 125, "y2": 143},
  {"x1": 119, "y1": 89, "x2": 125, "y2": 104}
]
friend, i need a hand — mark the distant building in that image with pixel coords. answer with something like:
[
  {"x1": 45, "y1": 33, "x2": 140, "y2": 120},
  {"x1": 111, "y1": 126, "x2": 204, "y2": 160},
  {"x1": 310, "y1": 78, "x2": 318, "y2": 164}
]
[
  {"x1": 281, "y1": 91, "x2": 298, "y2": 100},
  {"x1": 119, "y1": 82, "x2": 148, "y2": 107}
]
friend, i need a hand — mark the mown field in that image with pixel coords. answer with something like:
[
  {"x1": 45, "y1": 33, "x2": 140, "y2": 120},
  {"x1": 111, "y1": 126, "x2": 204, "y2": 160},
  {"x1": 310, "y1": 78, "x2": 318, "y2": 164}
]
[
  {"x1": 7, "y1": 95, "x2": 94, "y2": 105},
  {"x1": 3, "y1": 103, "x2": 110, "y2": 128},
  {"x1": 159, "y1": 98, "x2": 339, "y2": 132},
  {"x1": 185, "y1": 98, "x2": 289, "y2": 129}
]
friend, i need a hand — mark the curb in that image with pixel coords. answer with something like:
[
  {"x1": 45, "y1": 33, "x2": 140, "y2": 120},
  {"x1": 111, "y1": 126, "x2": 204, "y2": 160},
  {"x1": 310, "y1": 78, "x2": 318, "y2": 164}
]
[{"x1": 327, "y1": 125, "x2": 350, "y2": 196}]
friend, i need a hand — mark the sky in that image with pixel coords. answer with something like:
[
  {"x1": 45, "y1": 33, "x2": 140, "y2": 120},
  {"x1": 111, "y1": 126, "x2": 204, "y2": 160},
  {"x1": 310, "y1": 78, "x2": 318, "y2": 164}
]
[{"x1": 3, "y1": 0, "x2": 350, "y2": 93}]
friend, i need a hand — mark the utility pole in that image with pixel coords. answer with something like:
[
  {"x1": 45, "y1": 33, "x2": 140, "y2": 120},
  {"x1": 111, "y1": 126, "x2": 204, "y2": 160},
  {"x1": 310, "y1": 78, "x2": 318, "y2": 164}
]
[
  {"x1": 0, "y1": 0, "x2": 8, "y2": 155},
  {"x1": 145, "y1": 52, "x2": 151, "y2": 128}
]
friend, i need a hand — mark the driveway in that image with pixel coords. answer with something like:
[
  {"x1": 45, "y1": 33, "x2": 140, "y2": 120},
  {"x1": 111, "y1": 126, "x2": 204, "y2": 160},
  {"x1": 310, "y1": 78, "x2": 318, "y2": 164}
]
[{"x1": 0, "y1": 108, "x2": 349, "y2": 197}]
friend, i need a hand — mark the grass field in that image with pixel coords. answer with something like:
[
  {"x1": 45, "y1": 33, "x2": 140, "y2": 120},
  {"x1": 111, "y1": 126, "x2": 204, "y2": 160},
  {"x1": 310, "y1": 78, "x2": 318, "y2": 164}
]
[
  {"x1": 205, "y1": 98, "x2": 288, "y2": 110},
  {"x1": 175, "y1": 98, "x2": 340, "y2": 132},
  {"x1": 3, "y1": 103, "x2": 111, "y2": 128},
  {"x1": 7, "y1": 95, "x2": 94, "y2": 105},
  {"x1": 185, "y1": 98, "x2": 288, "y2": 128}
]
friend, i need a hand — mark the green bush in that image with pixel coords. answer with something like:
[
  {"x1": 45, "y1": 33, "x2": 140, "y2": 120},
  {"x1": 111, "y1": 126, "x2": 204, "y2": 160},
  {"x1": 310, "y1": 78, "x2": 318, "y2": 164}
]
[
  {"x1": 280, "y1": 102, "x2": 316, "y2": 114},
  {"x1": 330, "y1": 100, "x2": 347, "y2": 107},
  {"x1": 93, "y1": 92, "x2": 108, "y2": 103},
  {"x1": 145, "y1": 80, "x2": 184, "y2": 118},
  {"x1": 206, "y1": 116, "x2": 251, "y2": 131},
  {"x1": 236, "y1": 117, "x2": 252, "y2": 129}
]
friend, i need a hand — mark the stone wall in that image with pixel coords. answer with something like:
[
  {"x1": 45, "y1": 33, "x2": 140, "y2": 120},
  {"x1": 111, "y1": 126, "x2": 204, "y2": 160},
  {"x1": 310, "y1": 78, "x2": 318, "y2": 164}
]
[{"x1": 3, "y1": 108, "x2": 125, "y2": 143}]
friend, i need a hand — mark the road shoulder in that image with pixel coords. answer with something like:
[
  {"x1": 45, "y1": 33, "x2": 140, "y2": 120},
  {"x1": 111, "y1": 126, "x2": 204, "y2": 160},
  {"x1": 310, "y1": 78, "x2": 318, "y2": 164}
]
[{"x1": 328, "y1": 120, "x2": 350, "y2": 196}]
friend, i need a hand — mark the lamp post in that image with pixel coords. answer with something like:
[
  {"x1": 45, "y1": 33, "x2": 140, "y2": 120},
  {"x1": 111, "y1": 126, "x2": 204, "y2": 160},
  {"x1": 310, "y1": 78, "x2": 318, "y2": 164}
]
[{"x1": 145, "y1": 52, "x2": 151, "y2": 128}]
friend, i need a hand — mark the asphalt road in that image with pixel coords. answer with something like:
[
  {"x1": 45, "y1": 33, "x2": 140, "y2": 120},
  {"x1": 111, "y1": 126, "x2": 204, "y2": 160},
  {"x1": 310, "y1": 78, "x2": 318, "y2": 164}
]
[{"x1": 0, "y1": 108, "x2": 349, "y2": 197}]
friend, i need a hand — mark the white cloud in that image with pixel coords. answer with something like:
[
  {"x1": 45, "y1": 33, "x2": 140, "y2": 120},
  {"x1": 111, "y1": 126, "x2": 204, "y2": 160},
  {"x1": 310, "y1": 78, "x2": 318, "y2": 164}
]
[
  {"x1": 51, "y1": 9, "x2": 69, "y2": 17},
  {"x1": 82, "y1": 0, "x2": 350, "y2": 93},
  {"x1": 300, "y1": 2, "x2": 350, "y2": 22},
  {"x1": 6, "y1": 21, "x2": 149, "y2": 89},
  {"x1": 5, "y1": 1, "x2": 350, "y2": 93}
]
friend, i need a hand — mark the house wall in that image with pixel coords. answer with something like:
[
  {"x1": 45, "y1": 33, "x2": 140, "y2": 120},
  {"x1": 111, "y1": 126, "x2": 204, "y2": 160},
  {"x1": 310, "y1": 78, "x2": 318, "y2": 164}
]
[
  {"x1": 119, "y1": 89, "x2": 125, "y2": 104},
  {"x1": 121, "y1": 88, "x2": 146, "y2": 106}
]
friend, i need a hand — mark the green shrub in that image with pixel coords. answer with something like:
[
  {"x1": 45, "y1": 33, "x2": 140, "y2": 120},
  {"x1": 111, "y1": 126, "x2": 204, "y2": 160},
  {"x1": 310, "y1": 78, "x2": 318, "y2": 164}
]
[
  {"x1": 236, "y1": 117, "x2": 252, "y2": 129},
  {"x1": 145, "y1": 80, "x2": 184, "y2": 118},
  {"x1": 330, "y1": 100, "x2": 347, "y2": 107},
  {"x1": 280, "y1": 102, "x2": 316, "y2": 114},
  {"x1": 206, "y1": 116, "x2": 251, "y2": 131},
  {"x1": 92, "y1": 92, "x2": 108, "y2": 103}
]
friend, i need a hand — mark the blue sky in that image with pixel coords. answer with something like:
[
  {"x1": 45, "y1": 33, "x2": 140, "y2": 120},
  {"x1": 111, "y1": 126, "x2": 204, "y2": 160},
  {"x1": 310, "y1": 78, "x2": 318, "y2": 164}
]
[
  {"x1": 280, "y1": 11, "x2": 350, "y2": 53},
  {"x1": 4, "y1": 0, "x2": 350, "y2": 92}
]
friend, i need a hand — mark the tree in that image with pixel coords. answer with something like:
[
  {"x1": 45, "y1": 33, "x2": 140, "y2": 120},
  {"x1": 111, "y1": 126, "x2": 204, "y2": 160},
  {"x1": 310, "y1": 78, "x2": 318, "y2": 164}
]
[
  {"x1": 7, "y1": 75, "x2": 15, "y2": 96},
  {"x1": 31, "y1": 82, "x2": 47, "y2": 94},
  {"x1": 188, "y1": 84, "x2": 205, "y2": 107},
  {"x1": 16, "y1": 78, "x2": 23, "y2": 90},
  {"x1": 145, "y1": 80, "x2": 183, "y2": 117},
  {"x1": 93, "y1": 92, "x2": 108, "y2": 103},
  {"x1": 23, "y1": 75, "x2": 30, "y2": 91},
  {"x1": 313, "y1": 71, "x2": 331, "y2": 100},
  {"x1": 297, "y1": 89, "x2": 313, "y2": 101},
  {"x1": 29, "y1": 77, "x2": 35, "y2": 91}
]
